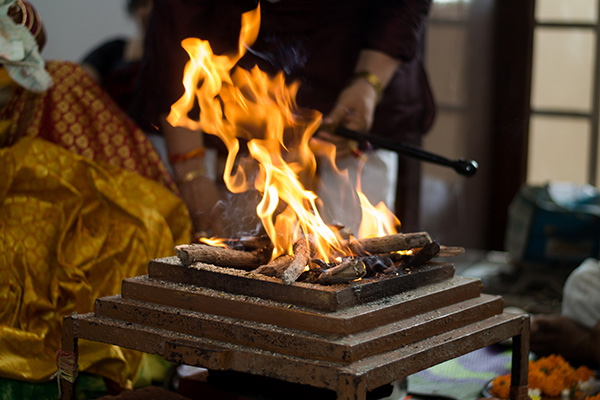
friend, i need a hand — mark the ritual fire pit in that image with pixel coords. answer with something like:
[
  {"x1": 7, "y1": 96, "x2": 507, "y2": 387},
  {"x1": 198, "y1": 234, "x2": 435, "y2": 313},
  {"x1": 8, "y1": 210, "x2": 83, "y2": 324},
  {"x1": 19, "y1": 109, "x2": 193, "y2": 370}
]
[
  {"x1": 59, "y1": 231, "x2": 530, "y2": 400},
  {"x1": 59, "y1": 6, "x2": 528, "y2": 399}
]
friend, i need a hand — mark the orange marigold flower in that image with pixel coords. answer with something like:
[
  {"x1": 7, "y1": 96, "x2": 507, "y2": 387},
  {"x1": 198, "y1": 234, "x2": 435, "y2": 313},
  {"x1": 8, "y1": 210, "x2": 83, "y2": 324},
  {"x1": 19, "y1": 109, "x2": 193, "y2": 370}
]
[
  {"x1": 490, "y1": 374, "x2": 511, "y2": 399},
  {"x1": 528, "y1": 369, "x2": 546, "y2": 390},
  {"x1": 495, "y1": 355, "x2": 595, "y2": 399},
  {"x1": 541, "y1": 370, "x2": 566, "y2": 397},
  {"x1": 573, "y1": 365, "x2": 594, "y2": 383},
  {"x1": 534, "y1": 357, "x2": 554, "y2": 374}
]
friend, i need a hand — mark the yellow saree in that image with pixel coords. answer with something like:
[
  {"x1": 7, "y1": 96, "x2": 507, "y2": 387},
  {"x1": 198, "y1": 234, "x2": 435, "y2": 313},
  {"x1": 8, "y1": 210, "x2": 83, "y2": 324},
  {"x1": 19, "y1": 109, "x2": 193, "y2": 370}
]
[{"x1": 0, "y1": 61, "x2": 192, "y2": 388}]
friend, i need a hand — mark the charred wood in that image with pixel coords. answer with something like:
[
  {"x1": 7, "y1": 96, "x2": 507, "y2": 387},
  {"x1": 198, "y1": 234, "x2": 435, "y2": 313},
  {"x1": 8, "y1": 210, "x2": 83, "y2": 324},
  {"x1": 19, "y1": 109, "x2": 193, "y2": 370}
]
[
  {"x1": 316, "y1": 258, "x2": 367, "y2": 285},
  {"x1": 297, "y1": 262, "x2": 324, "y2": 283},
  {"x1": 410, "y1": 245, "x2": 464, "y2": 258},
  {"x1": 253, "y1": 255, "x2": 293, "y2": 278},
  {"x1": 382, "y1": 241, "x2": 441, "y2": 274},
  {"x1": 175, "y1": 243, "x2": 269, "y2": 270},
  {"x1": 352, "y1": 232, "x2": 432, "y2": 255},
  {"x1": 361, "y1": 254, "x2": 396, "y2": 275},
  {"x1": 205, "y1": 235, "x2": 273, "y2": 251},
  {"x1": 436, "y1": 246, "x2": 465, "y2": 257},
  {"x1": 309, "y1": 258, "x2": 329, "y2": 270},
  {"x1": 403, "y1": 241, "x2": 440, "y2": 267},
  {"x1": 281, "y1": 237, "x2": 314, "y2": 285}
]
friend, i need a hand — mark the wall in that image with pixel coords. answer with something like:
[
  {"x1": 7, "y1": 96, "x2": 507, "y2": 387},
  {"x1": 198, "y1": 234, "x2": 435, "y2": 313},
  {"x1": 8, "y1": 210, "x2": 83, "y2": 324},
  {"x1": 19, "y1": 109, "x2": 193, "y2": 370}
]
[
  {"x1": 29, "y1": 0, "x2": 135, "y2": 62},
  {"x1": 419, "y1": 0, "x2": 496, "y2": 249}
]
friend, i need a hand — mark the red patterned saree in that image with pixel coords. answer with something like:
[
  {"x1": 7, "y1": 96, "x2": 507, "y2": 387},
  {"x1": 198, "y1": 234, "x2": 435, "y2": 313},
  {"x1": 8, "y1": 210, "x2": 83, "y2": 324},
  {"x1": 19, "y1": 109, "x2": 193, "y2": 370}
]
[{"x1": 0, "y1": 61, "x2": 192, "y2": 388}]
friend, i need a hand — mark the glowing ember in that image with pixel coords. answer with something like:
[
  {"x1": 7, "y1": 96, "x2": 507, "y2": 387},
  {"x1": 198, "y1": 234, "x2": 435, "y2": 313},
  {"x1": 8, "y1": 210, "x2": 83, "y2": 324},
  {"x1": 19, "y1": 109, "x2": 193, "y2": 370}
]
[
  {"x1": 199, "y1": 237, "x2": 228, "y2": 248},
  {"x1": 167, "y1": 4, "x2": 399, "y2": 262}
]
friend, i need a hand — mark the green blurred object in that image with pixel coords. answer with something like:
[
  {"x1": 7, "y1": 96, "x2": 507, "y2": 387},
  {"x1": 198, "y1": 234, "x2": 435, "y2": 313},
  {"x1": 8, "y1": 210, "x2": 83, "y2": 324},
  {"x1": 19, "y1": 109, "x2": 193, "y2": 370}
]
[
  {"x1": 0, "y1": 372, "x2": 107, "y2": 400},
  {"x1": 0, "y1": 354, "x2": 175, "y2": 400}
]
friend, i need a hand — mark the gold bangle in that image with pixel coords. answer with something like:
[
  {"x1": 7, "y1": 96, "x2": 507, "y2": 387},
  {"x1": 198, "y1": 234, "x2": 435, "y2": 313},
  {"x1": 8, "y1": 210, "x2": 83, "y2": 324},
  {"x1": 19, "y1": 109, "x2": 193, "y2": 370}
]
[
  {"x1": 31, "y1": 15, "x2": 42, "y2": 38},
  {"x1": 177, "y1": 168, "x2": 206, "y2": 184},
  {"x1": 353, "y1": 71, "x2": 383, "y2": 103},
  {"x1": 23, "y1": 2, "x2": 34, "y2": 31},
  {"x1": 25, "y1": 2, "x2": 42, "y2": 38},
  {"x1": 15, "y1": 0, "x2": 28, "y2": 26}
]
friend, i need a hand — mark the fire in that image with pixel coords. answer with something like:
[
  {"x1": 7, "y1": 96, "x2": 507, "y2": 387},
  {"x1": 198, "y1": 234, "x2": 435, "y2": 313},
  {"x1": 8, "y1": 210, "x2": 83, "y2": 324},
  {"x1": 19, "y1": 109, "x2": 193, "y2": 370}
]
[
  {"x1": 355, "y1": 162, "x2": 401, "y2": 239},
  {"x1": 167, "y1": 4, "x2": 399, "y2": 262},
  {"x1": 199, "y1": 237, "x2": 228, "y2": 248}
]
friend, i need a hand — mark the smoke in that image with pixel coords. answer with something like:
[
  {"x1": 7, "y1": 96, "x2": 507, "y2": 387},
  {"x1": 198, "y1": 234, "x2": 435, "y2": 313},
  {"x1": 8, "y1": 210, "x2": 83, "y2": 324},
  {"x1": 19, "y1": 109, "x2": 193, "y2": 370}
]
[
  {"x1": 216, "y1": 190, "x2": 264, "y2": 239},
  {"x1": 244, "y1": 34, "x2": 308, "y2": 76}
]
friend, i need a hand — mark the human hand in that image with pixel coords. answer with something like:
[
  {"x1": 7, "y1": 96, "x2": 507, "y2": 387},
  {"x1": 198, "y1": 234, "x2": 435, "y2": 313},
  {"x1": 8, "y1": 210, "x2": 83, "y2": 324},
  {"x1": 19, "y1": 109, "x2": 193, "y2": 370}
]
[
  {"x1": 160, "y1": 116, "x2": 223, "y2": 235},
  {"x1": 313, "y1": 77, "x2": 379, "y2": 159},
  {"x1": 530, "y1": 314, "x2": 594, "y2": 365},
  {"x1": 326, "y1": 75, "x2": 379, "y2": 133},
  {"x1": 177, "y1": 174, "x2": 225, "y2": 237}
]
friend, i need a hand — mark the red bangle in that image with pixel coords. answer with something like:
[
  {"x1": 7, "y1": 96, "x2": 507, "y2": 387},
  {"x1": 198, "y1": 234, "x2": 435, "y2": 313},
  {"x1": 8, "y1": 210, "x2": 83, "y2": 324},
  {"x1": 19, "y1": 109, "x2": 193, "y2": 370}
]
[
  {"x1": 27, "y1": 3, "x2": 43, "y2": 39},
  {"x1": 169, "y1": 147, "x2": 206, "y2": 164}
]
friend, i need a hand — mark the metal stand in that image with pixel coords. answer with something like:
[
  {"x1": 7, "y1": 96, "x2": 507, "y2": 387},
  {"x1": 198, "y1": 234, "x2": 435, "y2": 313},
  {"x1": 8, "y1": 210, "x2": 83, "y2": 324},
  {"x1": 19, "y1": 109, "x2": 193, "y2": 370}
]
[{"x1": 59, "y1": 257, "x2": 530, "y2": 400}]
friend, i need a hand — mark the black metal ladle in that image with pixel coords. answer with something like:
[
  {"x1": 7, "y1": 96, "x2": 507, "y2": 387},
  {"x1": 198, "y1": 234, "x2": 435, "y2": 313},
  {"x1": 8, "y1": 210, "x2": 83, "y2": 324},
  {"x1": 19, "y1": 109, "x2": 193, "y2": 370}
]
[{"x1": 334, "y1": 126, "x2": 479, "y2": 177}]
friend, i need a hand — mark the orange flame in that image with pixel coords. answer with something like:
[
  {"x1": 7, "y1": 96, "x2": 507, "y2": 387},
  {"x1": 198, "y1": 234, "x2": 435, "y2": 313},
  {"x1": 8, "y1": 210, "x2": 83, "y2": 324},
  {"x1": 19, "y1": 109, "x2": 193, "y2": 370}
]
[
  {"x1": 168, "y1": 4, "x2": 399, "y2": 261},
  {"x1": 355, "y1": 161, "x2": 400, "y2": 238}
]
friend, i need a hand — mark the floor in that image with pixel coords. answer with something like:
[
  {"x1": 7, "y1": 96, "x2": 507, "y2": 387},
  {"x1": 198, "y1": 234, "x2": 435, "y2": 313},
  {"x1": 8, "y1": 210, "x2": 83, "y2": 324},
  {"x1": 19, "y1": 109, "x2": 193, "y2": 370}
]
[
  {"x1": 404, "y1": 249, "x2": 572, "y2": 400},
  {"x1": 449, "y1": 249, "x2": 570, "y2": 315}
]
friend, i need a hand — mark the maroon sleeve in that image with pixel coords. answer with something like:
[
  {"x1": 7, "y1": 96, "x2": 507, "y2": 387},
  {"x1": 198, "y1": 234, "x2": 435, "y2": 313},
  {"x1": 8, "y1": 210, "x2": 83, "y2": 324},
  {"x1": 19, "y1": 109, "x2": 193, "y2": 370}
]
[
  {"x1": 130, "y1": 0, "x2": 206, "y2": 132},
  {"x1": 130, "y1": 0, "x2": 255, "y2": 133},
  {"x1": 364, "y1": 0, "x2": 432, "y2": 61},
  {"x1": 130, "y1": 0, "x2": 434, "y2": 136}
]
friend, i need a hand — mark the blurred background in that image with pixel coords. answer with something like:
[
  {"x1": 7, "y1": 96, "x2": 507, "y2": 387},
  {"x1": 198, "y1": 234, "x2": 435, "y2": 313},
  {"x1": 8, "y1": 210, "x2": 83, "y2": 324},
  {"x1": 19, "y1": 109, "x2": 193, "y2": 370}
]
[
  {"x1": 22, "y1": 1, "x2": 600, "y2": 398},
  {"x1": 30, "y1": 0, "x2": 600, "y2": 273}
]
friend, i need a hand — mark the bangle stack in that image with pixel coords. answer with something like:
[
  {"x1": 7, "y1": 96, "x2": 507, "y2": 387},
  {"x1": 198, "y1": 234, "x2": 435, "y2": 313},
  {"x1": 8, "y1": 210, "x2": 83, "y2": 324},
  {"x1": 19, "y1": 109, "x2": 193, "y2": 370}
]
[
  {"x1": 13, "y1": 0, "x2": 27, "y2": 25},
  {"x1": 168, "y1": 147, "x2": 205, "y2": 165},
  {"x1": 352, "y1": 71, "x2": 383, "y2": 103},
  {"x1": 177, "y1": 168, "x2": 207, "y2": 185},
  {"x1": 14, "y1": 1, "x2": 42, "y2": 38}
]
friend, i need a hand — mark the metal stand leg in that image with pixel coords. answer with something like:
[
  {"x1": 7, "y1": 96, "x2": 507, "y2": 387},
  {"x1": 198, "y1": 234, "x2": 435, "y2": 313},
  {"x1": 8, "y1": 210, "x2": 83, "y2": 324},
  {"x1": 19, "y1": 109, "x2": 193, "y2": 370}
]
[
  {"x1": 509, "y1": 315, "x2": 530, "y2": 400},
  {"x1": 336, "y1": 373, "x2": 367, "y2": 400},
  {"x1": 59, "y1": 314, "x2": 79, "y2": 400}
]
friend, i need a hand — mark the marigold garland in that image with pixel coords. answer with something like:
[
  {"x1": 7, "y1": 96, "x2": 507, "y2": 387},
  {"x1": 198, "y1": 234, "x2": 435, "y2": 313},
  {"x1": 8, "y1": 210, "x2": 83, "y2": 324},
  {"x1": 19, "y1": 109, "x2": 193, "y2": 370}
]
[{"x1": 490, "y1": 354, "x2": 595, "y2": 399}]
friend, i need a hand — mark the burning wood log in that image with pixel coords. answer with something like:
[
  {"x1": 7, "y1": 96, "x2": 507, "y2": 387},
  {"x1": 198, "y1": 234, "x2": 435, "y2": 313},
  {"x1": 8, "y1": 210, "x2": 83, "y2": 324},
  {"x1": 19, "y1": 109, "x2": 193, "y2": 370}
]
[
  {"x1": 361, "y1": 254, "x2": 396, "y2": 275},
  {"x1": 404, "y1": 241, "x2": 440, "y2": 267},
  {"x1": 178, "y1": 231, "x2": 457, "y2": 285},
  {"x1": 409, "y1": 245, "x2": 464, "y2": 258},
  {"x1": 253, "y1": 255, "x2": 293, "y2": 278},
  {"x1": 296, "y1": 261, "x2": 323, "y2": 283},
  {"x1": 352, "y1": 231, "x2": 432, "y2": 255},
  {"x1": 383, "y1": 241, "x2": 440, "y2": 274},
  {"x1": 309, "y1": 258, "x2": 329, "y2": 270},
  {"x1": 316, "y1": 258, "x2": 367, "y2": 285},
  {"x1": 175, "y1": 243, "x2": 269, "y2": 270},
  {"x1": 281, "y1": 237, "x2": 314, "y2": 285},
  {"x1": 436, "y1": 246, "x2": 465, "y2": 257},
  {"x1": 211, "y1": 235, "x2": 273, "y2": 251},
  {"x1": 346, "y1": 236, "x2": 363, "y2": 256}
]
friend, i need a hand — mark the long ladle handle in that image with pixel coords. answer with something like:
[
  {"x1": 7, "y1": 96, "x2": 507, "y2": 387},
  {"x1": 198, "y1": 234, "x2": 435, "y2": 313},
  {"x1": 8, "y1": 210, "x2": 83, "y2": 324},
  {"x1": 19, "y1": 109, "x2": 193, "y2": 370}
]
[{"x1": 333, "y1": 126, "x2": 479, "y2": 177}]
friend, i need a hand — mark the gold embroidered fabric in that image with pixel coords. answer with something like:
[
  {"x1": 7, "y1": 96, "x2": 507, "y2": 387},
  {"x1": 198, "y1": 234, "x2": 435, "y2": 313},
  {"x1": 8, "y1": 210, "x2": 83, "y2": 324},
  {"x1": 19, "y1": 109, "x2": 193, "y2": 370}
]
[
  {"x1": 0, "y1": 61, "x2": 177, "y2": 193},
  {"x1": 0, "y1": 61, "x2": 192, "y2": 387}
]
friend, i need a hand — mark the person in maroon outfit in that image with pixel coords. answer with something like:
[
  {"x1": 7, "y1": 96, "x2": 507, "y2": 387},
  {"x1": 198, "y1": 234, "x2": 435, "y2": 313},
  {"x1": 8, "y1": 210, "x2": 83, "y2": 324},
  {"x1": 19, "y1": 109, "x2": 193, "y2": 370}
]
[{"x1": 131, "y1": 0, "x2": 434, "y2": 236}]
